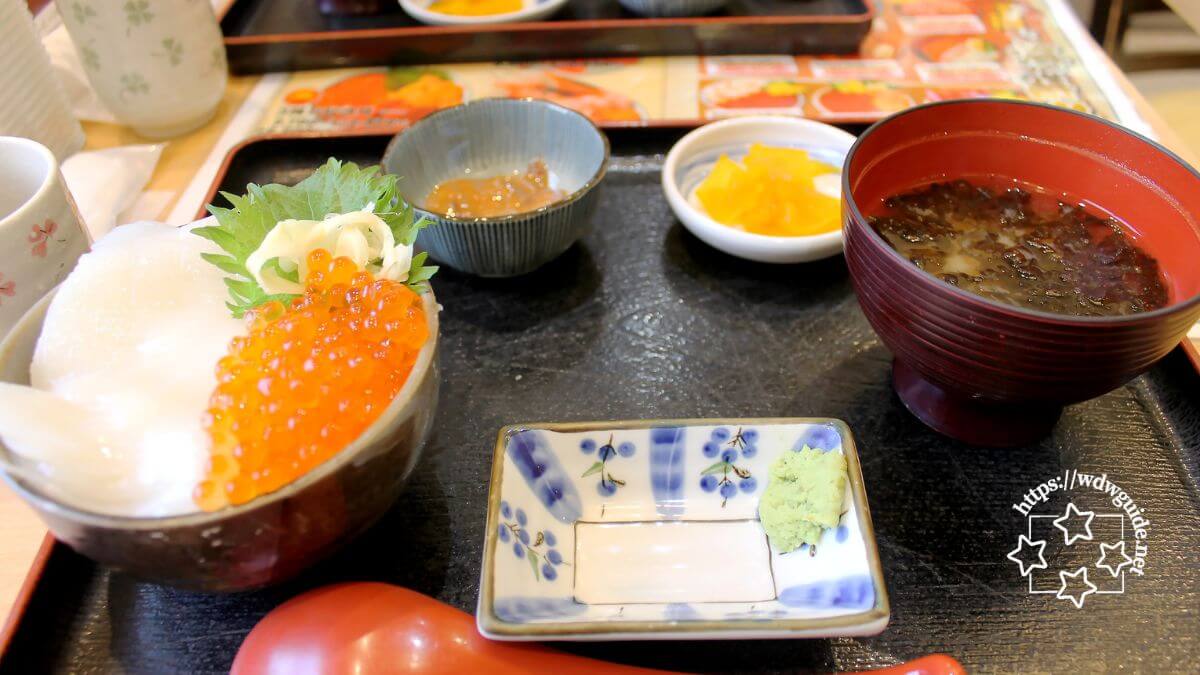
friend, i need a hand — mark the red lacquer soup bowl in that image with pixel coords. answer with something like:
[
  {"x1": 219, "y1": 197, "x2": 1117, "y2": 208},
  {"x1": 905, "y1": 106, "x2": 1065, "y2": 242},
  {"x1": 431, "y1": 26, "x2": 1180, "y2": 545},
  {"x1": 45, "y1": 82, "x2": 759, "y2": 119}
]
[{"x1": 842, "y1": 100, "x2": 1200, "y2": 446}]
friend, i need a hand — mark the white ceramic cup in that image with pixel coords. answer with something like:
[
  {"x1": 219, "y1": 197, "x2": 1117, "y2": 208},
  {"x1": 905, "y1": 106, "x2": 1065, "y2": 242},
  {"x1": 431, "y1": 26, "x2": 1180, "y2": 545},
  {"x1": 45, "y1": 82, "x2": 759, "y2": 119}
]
[
  {"x1": 0, "y1": 136, "x2": 89, "y2": 335},
  {"x1": 55, "y1": 0, "x2": 228, "y2": 139}
]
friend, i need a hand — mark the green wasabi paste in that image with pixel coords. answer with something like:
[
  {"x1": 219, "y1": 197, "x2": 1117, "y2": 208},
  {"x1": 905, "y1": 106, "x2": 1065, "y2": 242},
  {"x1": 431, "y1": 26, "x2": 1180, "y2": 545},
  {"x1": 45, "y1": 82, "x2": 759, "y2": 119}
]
[{"x1": 758, "y1": 445, "x2": 847, "y2": 552}]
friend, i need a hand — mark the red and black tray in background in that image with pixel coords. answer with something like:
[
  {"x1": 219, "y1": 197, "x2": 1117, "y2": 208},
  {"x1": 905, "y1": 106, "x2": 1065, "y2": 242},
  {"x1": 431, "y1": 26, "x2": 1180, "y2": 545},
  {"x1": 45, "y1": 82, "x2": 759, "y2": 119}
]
[{"x1": 220, "y1": 0, "x2": 876, "y2": 73}]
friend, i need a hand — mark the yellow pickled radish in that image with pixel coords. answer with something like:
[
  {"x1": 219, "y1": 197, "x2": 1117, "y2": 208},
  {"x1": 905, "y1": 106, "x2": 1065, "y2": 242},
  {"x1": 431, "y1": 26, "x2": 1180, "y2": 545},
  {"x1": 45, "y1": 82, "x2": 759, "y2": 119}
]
[{"x1": 695, "y1": 144, "x2": 840, "y2": 237}]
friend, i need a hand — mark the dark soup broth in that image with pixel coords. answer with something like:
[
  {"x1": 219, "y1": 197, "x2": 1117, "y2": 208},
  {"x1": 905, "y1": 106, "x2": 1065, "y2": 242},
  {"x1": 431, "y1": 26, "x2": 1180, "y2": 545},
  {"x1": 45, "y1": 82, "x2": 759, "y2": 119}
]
[{"x1": 868, "y1": 178, "x2": 1168, "y2": 317}]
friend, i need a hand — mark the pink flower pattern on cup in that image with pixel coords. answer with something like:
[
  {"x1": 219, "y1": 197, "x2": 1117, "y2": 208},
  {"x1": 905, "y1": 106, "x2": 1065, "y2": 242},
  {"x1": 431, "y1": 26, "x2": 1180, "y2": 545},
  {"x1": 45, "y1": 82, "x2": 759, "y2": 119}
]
[
  {"x1": 28, "y1": 220, "x2": 62, "y2": 258},
  {"x1": 0, "y1": 274, "x2": 16, "y2": 304}
]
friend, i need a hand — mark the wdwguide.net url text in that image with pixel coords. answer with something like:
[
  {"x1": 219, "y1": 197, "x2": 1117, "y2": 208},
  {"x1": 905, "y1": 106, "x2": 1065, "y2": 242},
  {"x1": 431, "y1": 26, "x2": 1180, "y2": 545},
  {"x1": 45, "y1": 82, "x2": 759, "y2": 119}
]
[{"x1": 1012, "y1": 470, "x2": 1149, "y2": 575}]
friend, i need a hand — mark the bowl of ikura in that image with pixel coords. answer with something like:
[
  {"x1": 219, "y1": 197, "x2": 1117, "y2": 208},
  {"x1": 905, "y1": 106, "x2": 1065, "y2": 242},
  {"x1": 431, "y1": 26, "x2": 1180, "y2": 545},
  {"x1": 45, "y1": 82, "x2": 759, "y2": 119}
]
[
  {"x1": 0, "y1": 159, "x2": 440, "y2": 591},
  {"x1": 843, "y1": 100, "x2": 1200, "y2": 446}
]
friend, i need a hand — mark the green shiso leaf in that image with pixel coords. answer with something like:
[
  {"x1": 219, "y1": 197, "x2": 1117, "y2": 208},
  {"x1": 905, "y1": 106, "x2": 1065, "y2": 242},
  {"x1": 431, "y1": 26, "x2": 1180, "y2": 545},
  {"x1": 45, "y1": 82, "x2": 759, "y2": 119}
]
[{"x1": 194, "y1": 158, "x2": 437, "y2": 318}]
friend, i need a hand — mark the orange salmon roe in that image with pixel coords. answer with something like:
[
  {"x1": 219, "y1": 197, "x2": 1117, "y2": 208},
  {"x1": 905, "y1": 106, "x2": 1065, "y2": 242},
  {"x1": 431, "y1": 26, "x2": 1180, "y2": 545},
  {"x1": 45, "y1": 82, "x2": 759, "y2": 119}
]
[{"x1": 194, "y1": 248, "x2": 429, "y2": 511}]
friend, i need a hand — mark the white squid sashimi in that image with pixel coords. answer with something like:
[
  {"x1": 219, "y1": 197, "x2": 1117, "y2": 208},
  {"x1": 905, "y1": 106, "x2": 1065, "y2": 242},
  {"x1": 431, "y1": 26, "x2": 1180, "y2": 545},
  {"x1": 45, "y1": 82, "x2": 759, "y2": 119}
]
[{"x1": 0, "y1": 222, "x2": 244, "y2": 517}]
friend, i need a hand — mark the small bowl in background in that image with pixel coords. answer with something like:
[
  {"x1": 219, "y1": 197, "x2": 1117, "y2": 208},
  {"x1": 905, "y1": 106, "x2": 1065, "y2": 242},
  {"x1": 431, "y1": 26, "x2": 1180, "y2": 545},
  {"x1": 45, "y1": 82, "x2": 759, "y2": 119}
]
[
  {"x1": 383, "y1": 98, "x2": 609, "y2": 278},
  {"x1": 662, "y1": 116, "x2": 856, "y2": 264},
  {"x1": 0, "y1": 285, "x2": 440, "y2": 591},
  {"x1": 617, "y1": 0, "x2": 727, "y2": 17},
  {"x1": 398, "y1": 0, "x2": 568, "y2": 27}
]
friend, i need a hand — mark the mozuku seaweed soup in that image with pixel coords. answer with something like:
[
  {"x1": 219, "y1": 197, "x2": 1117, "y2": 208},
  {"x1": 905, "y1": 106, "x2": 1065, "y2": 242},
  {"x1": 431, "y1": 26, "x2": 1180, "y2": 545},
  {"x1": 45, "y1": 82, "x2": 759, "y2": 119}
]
[{"x1": 868, "y1": 179, "x2": 1168, "y2": 317}]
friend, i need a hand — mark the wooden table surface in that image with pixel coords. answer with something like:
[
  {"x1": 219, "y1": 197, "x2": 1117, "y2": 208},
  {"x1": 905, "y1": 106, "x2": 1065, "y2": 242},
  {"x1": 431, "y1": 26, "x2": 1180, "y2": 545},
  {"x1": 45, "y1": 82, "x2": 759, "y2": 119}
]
[
  {"x1": 0, "y1": 9, "x2": 1196, "y2": 652},
  {"x1": 1165, "y1": 0, "x2": 1200, "y2": 35}
]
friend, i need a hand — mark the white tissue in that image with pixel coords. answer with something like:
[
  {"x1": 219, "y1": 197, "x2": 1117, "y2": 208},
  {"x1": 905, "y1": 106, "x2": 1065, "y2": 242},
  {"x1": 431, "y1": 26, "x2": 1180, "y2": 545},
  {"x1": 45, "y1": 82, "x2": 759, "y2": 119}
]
[{"x1": 61, "y1": 144, "x2": 164, "y2": 240}]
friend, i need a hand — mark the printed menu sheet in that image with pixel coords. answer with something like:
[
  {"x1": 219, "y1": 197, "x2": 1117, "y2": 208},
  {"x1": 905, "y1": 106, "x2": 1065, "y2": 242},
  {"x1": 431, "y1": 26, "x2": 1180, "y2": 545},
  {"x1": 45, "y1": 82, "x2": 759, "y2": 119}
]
[{"x1": 255, "y1": 0, "x2": 1127, "y2": 135}]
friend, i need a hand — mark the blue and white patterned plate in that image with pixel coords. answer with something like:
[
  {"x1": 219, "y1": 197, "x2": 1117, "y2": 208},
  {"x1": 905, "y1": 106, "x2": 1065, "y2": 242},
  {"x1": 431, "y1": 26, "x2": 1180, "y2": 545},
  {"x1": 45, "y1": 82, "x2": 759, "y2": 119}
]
[{"x1": 477, "y1": 418, "x2": 889, "y2": 640}]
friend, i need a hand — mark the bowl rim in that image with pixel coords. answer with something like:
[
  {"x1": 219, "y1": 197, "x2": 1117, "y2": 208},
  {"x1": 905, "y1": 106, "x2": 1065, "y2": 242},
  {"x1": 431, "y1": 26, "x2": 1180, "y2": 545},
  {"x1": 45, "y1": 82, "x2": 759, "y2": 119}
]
[
  {"x1": 0, "y1": 136, "x2": 57, "y2": 230},
  {"x1": 382, "y1": 97, "x2": 610, "y2": 226},
  {"x1": 661, "y1": 115, "x2": 854, "y2": 254},
  {"x1": 0, "y1": 284, "x2": 441, "y2": 530},
  {"x1": 842, "y1": 98, "x2": 1200, "y2": 326},
  {"x1": 398, "y1": 0, "x2": 568, "y2": 26}
]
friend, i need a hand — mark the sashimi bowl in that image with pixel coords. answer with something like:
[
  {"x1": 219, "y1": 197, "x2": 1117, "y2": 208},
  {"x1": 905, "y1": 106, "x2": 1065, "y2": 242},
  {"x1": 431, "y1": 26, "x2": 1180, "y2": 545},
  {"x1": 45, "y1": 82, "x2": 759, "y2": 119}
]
[{"x1": 0, "y1": 287, "x2": 440, "y2": 592}]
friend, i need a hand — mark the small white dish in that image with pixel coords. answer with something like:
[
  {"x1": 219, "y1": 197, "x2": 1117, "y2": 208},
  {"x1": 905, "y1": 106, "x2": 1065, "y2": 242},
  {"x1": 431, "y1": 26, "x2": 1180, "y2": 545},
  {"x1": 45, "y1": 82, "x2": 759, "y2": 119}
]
[
  {"x1": 477, "y1": 418, "x2": 889, "y2": 641},
  {"x1": 398, "y1": 0, "x2": 568, "y2": 25},
  {"x1": 661, "y1": 116, "x2": 857, "y2": 264}
]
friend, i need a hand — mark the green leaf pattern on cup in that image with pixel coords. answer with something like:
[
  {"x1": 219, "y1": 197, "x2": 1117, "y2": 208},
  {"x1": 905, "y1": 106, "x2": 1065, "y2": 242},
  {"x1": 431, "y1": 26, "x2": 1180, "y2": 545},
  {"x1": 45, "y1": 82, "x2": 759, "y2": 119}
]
[
  {"x1": 56, "y1": 0, "x2": 226, "y2": 135},
  {"x1": 208, "y1": 45, "x2": 226, "y2": 73},
  {"x1": 159, "y1": 38, "x2": 183, "y2": 67},
  {"x1": 119, "y1": 73, "x2": 150, "y2": 99},
  {"x1": 80, "y1": 45, "x2": 100, "y2": 71},
  {"x1": 70, "y1": 1, "x2": 96, "y2": 24},
  {"x1": 61, "y1": 0, "x2": 219, "y2": 81},
  {"x1": 123, "y1": 0, "x2": 154, "y2": 29}
]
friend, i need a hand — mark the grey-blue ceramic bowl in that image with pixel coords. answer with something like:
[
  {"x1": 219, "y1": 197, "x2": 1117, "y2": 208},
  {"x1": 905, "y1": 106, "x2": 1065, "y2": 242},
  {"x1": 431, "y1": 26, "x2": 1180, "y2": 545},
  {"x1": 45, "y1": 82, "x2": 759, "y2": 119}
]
[
  {"x1": 382, "y1": 98, "x2": 609, "y2": 278},
  {"x1": 617, "y1": 0, "x2": 727, "y2": 17}
]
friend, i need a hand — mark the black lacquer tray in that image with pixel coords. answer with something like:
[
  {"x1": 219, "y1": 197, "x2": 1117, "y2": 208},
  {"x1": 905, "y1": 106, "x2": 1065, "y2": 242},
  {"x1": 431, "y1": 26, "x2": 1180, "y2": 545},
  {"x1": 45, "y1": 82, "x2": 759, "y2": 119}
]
[
  {"x1": 2, "y1": 130, "x2": 1199, "y2": 673},
  {"x1": 219, "y1": 0, "x2": 875, "y2": 73}
]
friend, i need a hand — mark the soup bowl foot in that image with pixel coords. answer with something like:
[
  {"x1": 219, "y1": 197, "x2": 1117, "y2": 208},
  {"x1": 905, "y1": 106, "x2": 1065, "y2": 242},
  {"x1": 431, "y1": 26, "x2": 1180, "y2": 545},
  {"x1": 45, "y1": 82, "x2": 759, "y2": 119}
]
[{"x1": 891, "y1": 359, "x2": 1062, "y2": 448}]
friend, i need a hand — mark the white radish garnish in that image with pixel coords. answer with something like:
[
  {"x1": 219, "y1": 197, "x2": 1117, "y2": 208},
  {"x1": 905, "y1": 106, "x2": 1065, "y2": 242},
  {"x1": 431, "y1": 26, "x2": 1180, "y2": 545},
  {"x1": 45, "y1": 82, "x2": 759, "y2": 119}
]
[{"x1": 245, "y1": 210, "x2": 415, "y2": 295}]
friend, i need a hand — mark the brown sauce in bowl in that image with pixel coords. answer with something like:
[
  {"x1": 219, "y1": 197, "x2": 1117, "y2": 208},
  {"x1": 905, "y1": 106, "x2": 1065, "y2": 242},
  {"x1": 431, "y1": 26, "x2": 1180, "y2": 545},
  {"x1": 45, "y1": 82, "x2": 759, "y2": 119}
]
[
  {"x1": 868, "y1": 179, "x2": 1168, "y2": 317},
  {"x1": 424, "y1": 160, "x2": 565, "y2": 219}
]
